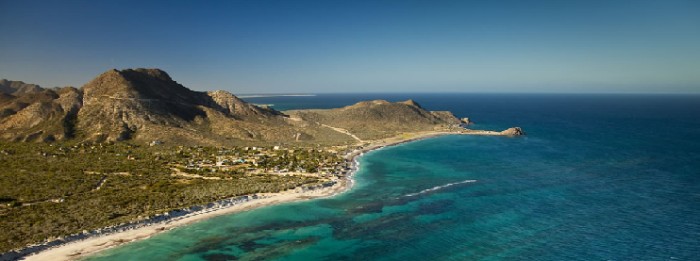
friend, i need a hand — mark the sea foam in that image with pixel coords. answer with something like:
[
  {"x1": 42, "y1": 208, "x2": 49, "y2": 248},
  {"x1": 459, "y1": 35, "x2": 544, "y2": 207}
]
[{"x1": 404, "y1": 179, "x2": 477, "y2": 197}]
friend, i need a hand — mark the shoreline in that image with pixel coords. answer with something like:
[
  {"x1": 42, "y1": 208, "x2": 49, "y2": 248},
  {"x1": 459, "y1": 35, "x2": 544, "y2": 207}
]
[
  {"x1": 16, "y1": 129, "x2": 518, "y2": 261},
  {"x1": 21, "y1": 182, "x2": 350, "y2": 261}
]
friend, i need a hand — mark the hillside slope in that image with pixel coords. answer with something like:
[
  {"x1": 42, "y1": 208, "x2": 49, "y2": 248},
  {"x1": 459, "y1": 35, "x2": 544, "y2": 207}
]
[
  {"x1": 0, "y1": 87, "x2": 81, "y2": 142},
  {"x1": 286, "y1": 99, "x2": 461, "y2": 140},
  {"x1": 0, "y1": 79, "x2": 44, "y2": 95}
]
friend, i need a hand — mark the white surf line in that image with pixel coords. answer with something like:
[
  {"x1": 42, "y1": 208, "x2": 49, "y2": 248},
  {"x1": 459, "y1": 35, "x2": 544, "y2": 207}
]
[{"x1": 404, "y1": 179, "x2": 477, "y2": 197}]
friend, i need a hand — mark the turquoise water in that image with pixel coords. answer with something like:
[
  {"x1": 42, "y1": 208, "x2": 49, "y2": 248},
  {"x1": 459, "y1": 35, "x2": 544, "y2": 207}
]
[{"x1": 87, "y1": 94, "x2": 700, "y2": 260}]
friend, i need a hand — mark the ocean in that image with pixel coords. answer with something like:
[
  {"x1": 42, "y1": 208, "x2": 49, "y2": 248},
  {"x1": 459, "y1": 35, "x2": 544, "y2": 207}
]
[{"x1": 85, "y1": 93, "x2": 700, "y2": 260}]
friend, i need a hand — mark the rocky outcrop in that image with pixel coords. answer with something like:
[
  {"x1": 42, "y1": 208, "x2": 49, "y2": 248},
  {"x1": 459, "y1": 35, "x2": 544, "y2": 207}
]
[
  {"x1": 400, "y1": 99, "x2": 422, "y2": 108},
  {"x1": 500, "y1": 127, "x2": 525, "y2": 136}
]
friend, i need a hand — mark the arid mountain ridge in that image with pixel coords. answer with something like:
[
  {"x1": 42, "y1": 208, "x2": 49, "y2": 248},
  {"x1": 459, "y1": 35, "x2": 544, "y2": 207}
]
[
  {"x1": 0, "y1": 79, "x2": 46, "y2": 95},
  {"x1": 0, "y1": 68, "x2": 462, "y2": 145}
]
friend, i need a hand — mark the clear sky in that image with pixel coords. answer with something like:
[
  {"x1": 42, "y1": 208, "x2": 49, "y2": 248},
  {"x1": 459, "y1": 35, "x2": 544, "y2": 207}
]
[{"x1": 1, "y1": 0, "x2": 699, "y2": 93}]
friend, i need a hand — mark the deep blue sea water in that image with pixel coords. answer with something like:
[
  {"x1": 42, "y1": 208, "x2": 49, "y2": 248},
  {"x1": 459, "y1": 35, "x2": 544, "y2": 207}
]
[{"x1": 86, "y1": 94, "x2": 700, "y2": 260}]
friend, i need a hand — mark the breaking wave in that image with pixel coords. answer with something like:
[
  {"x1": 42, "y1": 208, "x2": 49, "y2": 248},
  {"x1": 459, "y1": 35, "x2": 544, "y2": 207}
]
[{"x1": 404, "y1": 179, "x2": 477, "y2": 197}]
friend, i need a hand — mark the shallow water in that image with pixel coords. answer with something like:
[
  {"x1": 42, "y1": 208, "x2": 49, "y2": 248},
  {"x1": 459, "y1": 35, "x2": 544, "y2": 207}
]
[{"x1": 87, "y1": 94, "x2": 700, "y2": 260}]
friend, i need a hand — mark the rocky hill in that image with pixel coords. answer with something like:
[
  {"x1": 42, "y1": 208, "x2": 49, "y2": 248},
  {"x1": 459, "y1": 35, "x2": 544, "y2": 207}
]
[
  {"x1": 0, "y1": 68, "x2": 463, "y2": 145},
  {"x1": 286, "y1": 99, "x2": 461, "y2": 140},
  {"x1": 0, "y1": 86, "x2": 81, "y2": 142},
  {"x1": 0, "y1": 79, "x2": 44, "y2": 95},
  {"x1": 76, "y1": 68, "x2": 293, "y2": 144}
]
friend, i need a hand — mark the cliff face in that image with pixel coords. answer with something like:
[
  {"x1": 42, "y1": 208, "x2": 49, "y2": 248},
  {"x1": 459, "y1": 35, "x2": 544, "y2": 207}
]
[{"x1": 1, "y1": 68, "x2": 463, "y2": 144}]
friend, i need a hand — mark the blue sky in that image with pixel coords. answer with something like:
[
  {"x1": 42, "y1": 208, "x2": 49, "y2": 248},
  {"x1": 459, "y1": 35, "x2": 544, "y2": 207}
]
[{"x1": 1, "y1": 0, "x2": 699, "y2": 93}]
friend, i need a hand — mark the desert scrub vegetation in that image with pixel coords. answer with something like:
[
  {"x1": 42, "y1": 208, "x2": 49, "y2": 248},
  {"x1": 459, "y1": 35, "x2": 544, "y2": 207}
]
[{"x1": 0, "y1": 141, "x2": 321, "y2": 253}]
